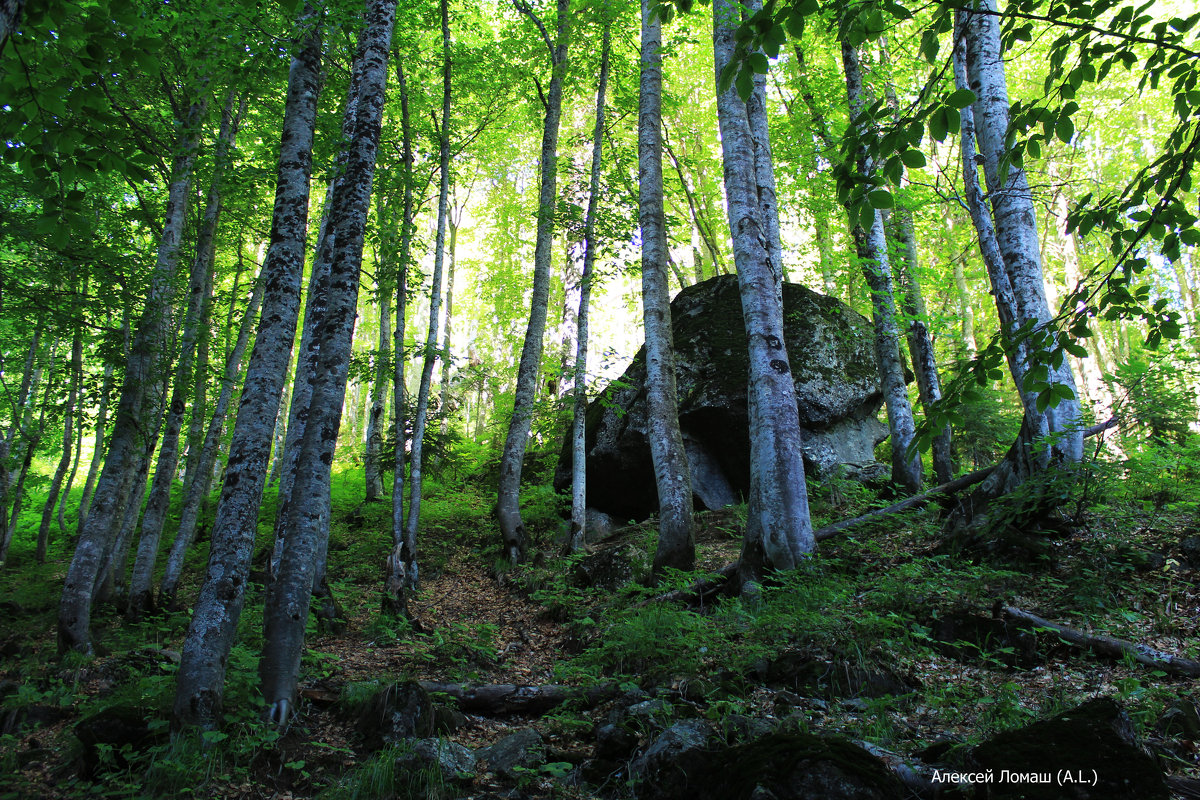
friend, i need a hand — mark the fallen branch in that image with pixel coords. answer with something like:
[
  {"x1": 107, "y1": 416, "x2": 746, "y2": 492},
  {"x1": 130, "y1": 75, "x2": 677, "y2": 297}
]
[
  {"x1": 814, "y1": 417, "x2": 1119, "y2": 543},
  {"x1": 1000, "y1": 605, "x2": 1200, "y2": 678},
  {"x1": 642, "y1": 562, "x2": 738, "y2": 607},
  {"x1": 417, "y1": 681, "x2": 619, "y2": 715}
]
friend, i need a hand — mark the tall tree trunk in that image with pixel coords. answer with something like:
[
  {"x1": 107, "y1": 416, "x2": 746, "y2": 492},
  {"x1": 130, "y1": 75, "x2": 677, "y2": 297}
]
[
  {"x1": 363, "y1": 278, "x2": 390, "y2": 502},
  {"x1": 1, "y1": 340, "x2": 53, "y2": 564},
  {"x1": 945, "y1": 213, "x2": 978, "y2": 354},
  {"x1": 567, "y1": 15, "x2": 610, "y2": 555},
  {"x1": 183, "y1": 264, "x2": 214, "y2": 493},
  {"x1": 128, "y1": 92, "x2": 243, "y2": 620},
  {"x1": 58, "y1": 95, "x2": 206, "y2": 655},
  {"x1": 641, "y1": 0, "x2": 695, "y2": 574},
  {"x1": 714, "y1": 0, "x2": 813, "y2": 587},
  {"x1": 438, "y1": 215, "x2": 457, "y2": 444},
  {"x1": 406, "y1": 0, "x2": 451, "y2": 562},
  {"x1": 0, "y1": 321, "x2": 42, "y2": 540},
  {"x1": 259, "y1": 0, "x2": 395, "y2": 726},
  {"x1": 172, "y1": 13, "x2": 321, "y2": 730},
  {"x1": 840, "y1": 40, "x2": 922, "y2": 493},
  {"x1": 385, "y1": 62, "x2": 415, "y2": 619},
  {"x1": 38, "y1": 320, "x2": 83, "y2": 561},
  {"x1": 496, "y1": 0, "x2": 570, "y2": 565},
  {"x1": 961, "y1": 1, "x2": 1083, "y2": 468},
  {"x1": 158, "y1": 271, "x2": 265, "y2": 608},
  {"x1": 76, "y1": 317, "x2": 122, "y2": 536},
  {"x1": 57, "y1": 351, "x2": 85, "y2": 539}
]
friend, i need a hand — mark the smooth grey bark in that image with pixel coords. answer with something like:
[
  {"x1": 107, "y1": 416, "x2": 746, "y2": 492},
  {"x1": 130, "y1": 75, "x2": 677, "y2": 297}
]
[
  {"x1": 58, "y1": 97, "x2": 205, "y2": 655},
  {"x1": 567, "y1": 16, "x2": 610, "y2": 555},
  {"x1": 267, "y1": 378, "x2": 290, "y2": 488},
  {"x1": 172, "y1": 15, "x2": 321, "y2": 730},
  {"x1": 840, "y1": 40, "x2": 922, "y2": 494},
  {"x1": 37, "y1": 320, "x2": 82, "y2": 561},
  {"x1": 183, "y1": 263, "x2": 214, "y2": 493},
  {"x1": 385, "y1": 61, "x2": 415, "y2": 619},
  {"x1": 405, "y1": 0, "x2": 451, "y2": 562},
  {"x1": 496, "y1": 0, "x2": 569, "y2": 564},
  {"x1": 158, "y1": 266, "x2": 265, "y2": 608},
  {"x1": 713, "y1": 0, "x2": 812, "y2": 587},
  {"x1": 128, "y1": 93, "x2": 243, "y2": 619},
  {"x1": 76, "y1": 320, "x2": 120, "y2": 536},
  {"x1": 1, "y1": 341, "x2": 52, "y2": 565},
  {"x1": 259, "y1": 0, "x2": 395, "y2": 726},
  {"x1": 437, "y1": 214, "x2": 457, "y2": 444},
  {"x1": 641, "y1": 0, "x2": 695, "y2": 574},
  {"x1": 960, "y1": 0, "x2": 1083, "y2": 466},
  {"x1": 0, "y1": 321, "x2": 41, "y2": 541},
  {"x1": 56, "y1": 344, "x2": 85, "y2": 538},
  {"x1": 363, "y1": 277, "x2": 390, "y2": 502},
  {"x1": 945, "y1": 213, "x2": 978, "y2": 353}
]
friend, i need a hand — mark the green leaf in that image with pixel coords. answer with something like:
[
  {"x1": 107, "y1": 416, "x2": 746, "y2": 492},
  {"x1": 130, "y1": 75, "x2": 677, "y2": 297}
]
[
  {"x1": 748, "y1": 52, "x2": 769, "y2": 74},
  {"x1": 947, "y1": 88, "x2": 976, "y2": 108},
  {"x1": 900, "y1": 149, "x2": 926, "y2": 169},
  {"x1": 929, "y1": 110, "x2": 948, "y2": 142},
  {"x1": 920, "y1": 30, "x2": 939, "y2": 64},
  {"x1": 867, "y1": 189, "x2": 894, "y2": 209},
  {"x1": 1055, "y1": 116, "x2": 1075, "y2": 143},
  {"x1": 735, "y1": 67, "x2": 754, "y2": 101}
]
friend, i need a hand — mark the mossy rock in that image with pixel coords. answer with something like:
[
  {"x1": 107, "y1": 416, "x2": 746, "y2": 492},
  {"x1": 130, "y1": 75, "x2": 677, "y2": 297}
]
[
  {"x1": 970, "y1": 697, "x2": 1169, "y2": 799},
  {"x1": 634, "y1": 730, "x2": 908, "y2": 800},
  {"x1": 555, "y1": 275, "x2": 886, "y2": 521}
]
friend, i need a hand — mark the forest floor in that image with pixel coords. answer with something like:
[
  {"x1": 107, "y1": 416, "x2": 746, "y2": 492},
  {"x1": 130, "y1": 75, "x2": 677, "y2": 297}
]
[{"x1": 2, "y1": 466, "x2": 1200, "y2": 799}]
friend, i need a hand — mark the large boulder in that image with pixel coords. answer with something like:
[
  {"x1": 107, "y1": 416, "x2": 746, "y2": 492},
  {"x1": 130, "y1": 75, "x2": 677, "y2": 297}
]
[{"x1": 556, "y1": 275, "x2": 886, "y2": 521}]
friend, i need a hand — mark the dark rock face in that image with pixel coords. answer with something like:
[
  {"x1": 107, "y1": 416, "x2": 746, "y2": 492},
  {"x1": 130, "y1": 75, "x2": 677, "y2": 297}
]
[
  {"x1": 556, "y1": 275, "x2": 885, "y2": 521},
  {"x1": 632, "y1": 729, "x2": 908, "y2": 800},
  {"x1": 478, "y1": 727, "x2": 545, "y2": 777},
  {"x1": 356, "y1": 680, "x2": 434, "y2": 749},
  {"x1": 970, "y1": 698, "x2": 1169, "y2": 799}
]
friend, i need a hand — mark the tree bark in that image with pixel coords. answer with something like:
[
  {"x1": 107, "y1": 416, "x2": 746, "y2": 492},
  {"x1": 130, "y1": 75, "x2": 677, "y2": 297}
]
[
  {"x1": 158, "y1": 265, "x2": 265, "y2": 608},
  {"x1": 37, "y1": 319, "x2": 82, "y2": 561},
  {"x1": 128, "y1": 92, "x2": 243, "y2": 620},
  {"x1": 567, "y1": 16, "x2": 610, "y2": 555},
  {"x1": 385, "y1": 61, "x2": 415, "y2": 619},
  {"x1": 960, "y1": 1, "x2": 1083, "y2": 466},
  {"x1": 496, "y1": 0, "x2": 570, "y2": 564},
  {"x1": 172, "y1": 13, "x2": 321, "y2": 729},
  {"x1": 259, "y1": 0, "x2": 395, "y2": 726},
  {"x1": 1, "y1": 339, "x2": 52, "y2": 565},
  {"x1": 715, "y1": 0, "x2": 813, "y2": 588},
  {"x1": 58, "y1": 95, "x2": 206, "y2": 655},
  {"x1": 363, "y1": 275, "x2": 390, "y2": 502},
  {"x1": 405, "y1": 0, "x2": 451, "y2": 564},
  {"x1": 841, "y1": 40, "x2": 922, "y2": 494},
  {"x1": 76, "y1": 319, "x2": 120, "y2": 537},
  {"x1": 641, "y1": 0, "x2": 695, "y2": 574}
]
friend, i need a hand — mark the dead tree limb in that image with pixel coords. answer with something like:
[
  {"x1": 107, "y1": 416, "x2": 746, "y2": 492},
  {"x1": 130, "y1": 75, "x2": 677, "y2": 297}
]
[
  {"x1": 814, "y1": 417, "x2": 1119, "y2": 543},
  {"x1": 1001, "y1": 605, "x2": 1200, "y2": 678},
  {"x1": 417, "y1": 681, "x2": 618, "y2": 715}
]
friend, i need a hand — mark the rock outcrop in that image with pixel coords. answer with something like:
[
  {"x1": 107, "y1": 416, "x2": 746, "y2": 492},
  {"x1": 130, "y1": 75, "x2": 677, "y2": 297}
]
[{"x1": 556, "y1": 275, "x2": 886, "y2": 521}]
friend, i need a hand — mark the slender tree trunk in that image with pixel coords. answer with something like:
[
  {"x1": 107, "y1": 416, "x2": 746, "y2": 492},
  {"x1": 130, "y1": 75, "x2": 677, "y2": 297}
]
[
  {"x1": 77, "y1": 320, "x2": 121, "y2": 537},
  {"x1": 385, "y1": 62, "x2": 415, "y2": 618},
  {"x1": 183, "y1": 265, "x2": 214, "y2": 493},
  {"x1": 496, "y1": 0, "x2": 570, "y2": 564},
  {"x1": 961, "y1": 1, "x2": 1083, "y2": 466},
  {"x1": 640, "y1": 0, "x2": 695, "y2": 574},
  {"x1": 363, "y1": 279, "x2": 390, "y2": 502},
  {"x1": 405, "y1": 0, "x2": 451, "y2": 563},
  {"x1": 840, "y1": 40, "x2": 922, "y2": 493},
  {"x1": 259, "y1": 0, "x2": 395, "y2": 726},
  {"x1": 58, "y1": 97, "x2": 206, "y2": 654},
  {"x1": 714, "y1": 0, "x2": 813, "y2": 587},
  {"x1": 567, "y1": 16, "x2": 610, "y2": 555},
  {"x1": 438, "y1": 216, "x2": 457, "y2": 443},
  {"x1": 172, "y1": 14, "x2": 321, "y2": 730},
  {"x1": 158, "y1": 272, "x2": 265, "y2": 608},
  {"x1": 128, "y1": 93, "x2": 242, "y2": 620},
  {"x1": 1, "y1": 342, "x2": 53, "y2": 564},
  {"x1": 0, "y1": 322, "x2": 42, "y2": 540},
  {"x1": 57, "y1": 354, "x2": 85, "y2": 539},
  {"x1": 945, "y1": 213, "x2": 978, "y2": 354},
  {"x1": 38, "y1": 322, "x2": 82, "y2": 561}
]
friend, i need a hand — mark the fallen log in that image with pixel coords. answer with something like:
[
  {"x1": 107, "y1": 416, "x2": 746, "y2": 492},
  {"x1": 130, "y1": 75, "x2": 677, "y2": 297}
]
[
  {"x1": 1000, "y1": 605, "x2": 1200, "y2": 678},
  {"x1": 417, "y1": 681, "x2": 619, "y2": 715},
  {"x1": 642, "y1": 562, "x2": 738, "y2": 607}
]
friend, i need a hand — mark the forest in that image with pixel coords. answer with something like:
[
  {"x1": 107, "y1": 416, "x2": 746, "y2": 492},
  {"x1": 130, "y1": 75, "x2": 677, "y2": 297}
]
[{"x1": 0, "y1": 0, "x2": 1199, "y2": 796}]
